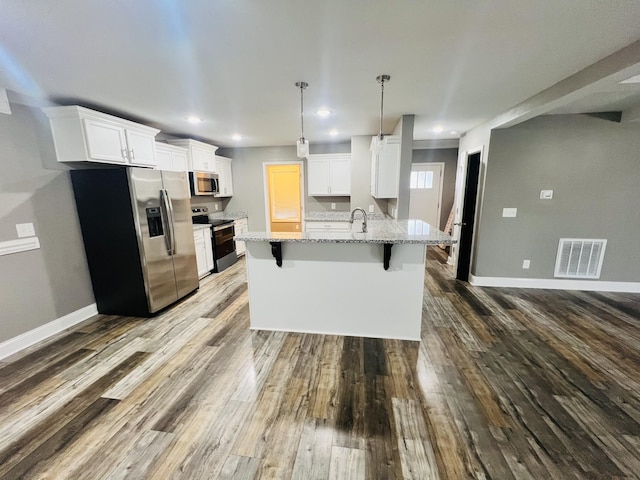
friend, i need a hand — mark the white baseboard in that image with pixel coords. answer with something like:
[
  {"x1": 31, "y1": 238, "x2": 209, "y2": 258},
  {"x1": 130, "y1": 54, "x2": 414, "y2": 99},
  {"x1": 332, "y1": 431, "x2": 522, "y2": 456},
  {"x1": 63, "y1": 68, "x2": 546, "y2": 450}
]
[
  {"x1": 469, "y1": 274, "x2": 640, "y2": 293},
  {"x1": 0, "y1": 303, "x2": 98, "y2": 361}
]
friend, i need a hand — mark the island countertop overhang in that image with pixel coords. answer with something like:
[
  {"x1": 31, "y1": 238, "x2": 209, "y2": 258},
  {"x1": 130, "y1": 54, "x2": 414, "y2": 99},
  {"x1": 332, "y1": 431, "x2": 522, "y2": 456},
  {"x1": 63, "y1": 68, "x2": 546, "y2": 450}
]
[{"x1": 234, "y1": 219, "x2": 457, "y2": 245}]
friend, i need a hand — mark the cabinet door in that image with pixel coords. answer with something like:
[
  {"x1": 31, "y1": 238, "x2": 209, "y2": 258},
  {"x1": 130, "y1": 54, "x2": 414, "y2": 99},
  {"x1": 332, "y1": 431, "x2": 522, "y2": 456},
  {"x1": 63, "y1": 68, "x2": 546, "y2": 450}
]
[
  {"x1": 203, "y1": 228, "x2": 214, "y2": 271},
  {"x1": 329, "y1": 157, "x2": 351, "y2": 195},
  {"x1": 307, "y1": 158, "x2": 331, "y2": 195},
  {"x1": 217, "y1": 159, "x2": 233, "y2": 196},
  {"x1": 234, "y1": 219, "x2": 248, "y2": 256},
  {"x1": 193, "y1": 230, "x2": 208, "y2": 277},
  {"x1": 191, "y1": 144, "x2": 210, "y2": 171},
  {"x1": 126, "y1": 129, "x2": 157, "y2": 167},
  {"x1": 155, "y1": 147, "x2": 173, "y2": 171},
  {"x1": 371, "y1": 139, "x2": 400, "y2": 198},
  {"x1": 171, "y1": 150, "x2": 189, "y2": 172},
  {"x1": 83, "y1": 119, "x2": 128, "y2": 164}
]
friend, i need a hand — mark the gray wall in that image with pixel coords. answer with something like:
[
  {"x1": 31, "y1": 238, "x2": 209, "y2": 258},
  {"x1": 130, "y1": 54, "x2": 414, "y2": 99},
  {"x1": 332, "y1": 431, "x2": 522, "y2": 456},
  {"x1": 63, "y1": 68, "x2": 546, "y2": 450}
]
[
  {"x1": 412, "y1": 147, "x2": 458, "y2": 228},
  {"x1": 473, "y1": 114, "x2": 640, "y2": 282},
  {"x1": 221, "y1": 140, "x2": 388, "y2": 230},
  {"x1": 0, "y1": 104, "x2": 94, "y2": 343}
]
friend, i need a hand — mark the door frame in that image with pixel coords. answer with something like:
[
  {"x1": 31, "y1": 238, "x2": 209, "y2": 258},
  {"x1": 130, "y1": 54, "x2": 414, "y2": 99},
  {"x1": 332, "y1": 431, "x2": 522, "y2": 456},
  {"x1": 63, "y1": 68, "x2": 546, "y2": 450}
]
[
  {"x1": 451, "y1": 146, "x2": 484, "y2": 277},
  {"x1": 409, "y1": 162, "x2": 445, "y2": 228},
  {"x1": 262, "y1": 161, "x2": 305, "y2": 234}
]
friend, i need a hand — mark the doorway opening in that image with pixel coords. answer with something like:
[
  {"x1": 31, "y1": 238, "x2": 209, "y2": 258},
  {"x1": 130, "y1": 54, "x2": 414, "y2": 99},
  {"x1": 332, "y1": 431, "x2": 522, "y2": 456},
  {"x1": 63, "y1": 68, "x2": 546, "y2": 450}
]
[
  {"x1": 455, "y1": 151, "x2": 481, "y2": 281},
  {"x1": 408, "y1": 162, "x2": 444, "y2": 229},
  {"x1": 263, "y1": 163, "x2": 304, "y2": 233}
]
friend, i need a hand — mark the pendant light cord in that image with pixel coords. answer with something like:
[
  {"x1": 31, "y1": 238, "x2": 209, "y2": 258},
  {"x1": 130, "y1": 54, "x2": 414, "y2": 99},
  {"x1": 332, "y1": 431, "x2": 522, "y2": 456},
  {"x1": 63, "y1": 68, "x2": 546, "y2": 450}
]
[
  {"x1": 300, "y1": 83, "x2": 305, "y2": 141},
  {"x1": 379, "y1": 78, "x2": 384, "y2": 140}
]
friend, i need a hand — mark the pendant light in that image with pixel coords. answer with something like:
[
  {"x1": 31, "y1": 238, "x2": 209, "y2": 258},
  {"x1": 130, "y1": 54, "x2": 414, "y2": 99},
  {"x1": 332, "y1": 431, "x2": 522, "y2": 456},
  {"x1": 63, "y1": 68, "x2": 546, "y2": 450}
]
[
  {"x1": 295, "y1": 81, "x2": 309, "y2": 158},
  {"x1": 372, "y1": 74, "x2": 391, "y2": 154}
]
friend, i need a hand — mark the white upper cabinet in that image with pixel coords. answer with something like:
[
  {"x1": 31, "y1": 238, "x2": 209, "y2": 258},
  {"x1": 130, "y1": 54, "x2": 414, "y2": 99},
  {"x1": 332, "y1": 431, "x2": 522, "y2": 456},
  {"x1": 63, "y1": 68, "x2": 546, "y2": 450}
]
[
  {"x1": 307, "y1": 153, "x2": 351, "y2": 196},
  {"x1": 42, "y1": 106, "x2": 160, "y2": 166},
  {"x1": 370, "y1": 135, "x2": 401, "y2": 198},
  {"x1": 155, "y1": 143, "x2": 189, "y2": 172},
  {"x1": 215, "y1": 155, "x2": 234, "y2": 197},
  {"x1": 166, "y1": 139, "x2": 218, "y2": 172}
]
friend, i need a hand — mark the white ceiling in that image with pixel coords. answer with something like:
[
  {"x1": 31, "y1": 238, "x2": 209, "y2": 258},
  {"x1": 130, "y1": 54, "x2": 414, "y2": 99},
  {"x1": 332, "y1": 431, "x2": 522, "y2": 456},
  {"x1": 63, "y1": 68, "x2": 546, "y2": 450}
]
[{"x1": 1, "y1": 1, "x2": 640, "y2": 147}]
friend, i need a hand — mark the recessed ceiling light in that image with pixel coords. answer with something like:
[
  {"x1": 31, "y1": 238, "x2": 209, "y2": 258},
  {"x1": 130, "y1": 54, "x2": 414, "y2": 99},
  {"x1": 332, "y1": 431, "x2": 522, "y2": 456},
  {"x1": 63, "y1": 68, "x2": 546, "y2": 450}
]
[
  {"x1": 187, "y1": 116, "x2": 203, "y2": 124},
  {"x1": 620, "y1": 74, "x2": 640, "y2": 84},
  {"x1": 432, "y1": 125, "x2": 444, "y2": 133},
  {"x1": 232, "y1": 134, "x2": 242, "y2": 141},
  {"x1": 450, "y1": 130, "x2": 458, "y2": 135},
  {"x1": 316, "y1": 109, "x2": 331, "y2": 117},
  {"x1": 329, "y1": 129, "x2": 339, "y2": 136}
]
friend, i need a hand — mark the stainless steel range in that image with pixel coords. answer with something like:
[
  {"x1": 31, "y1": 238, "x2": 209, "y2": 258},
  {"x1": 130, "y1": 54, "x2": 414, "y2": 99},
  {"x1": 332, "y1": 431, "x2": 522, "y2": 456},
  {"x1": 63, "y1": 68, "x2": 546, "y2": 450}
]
[{"x1": 192, "y1": 207, "x2": 238, "y2": 273}]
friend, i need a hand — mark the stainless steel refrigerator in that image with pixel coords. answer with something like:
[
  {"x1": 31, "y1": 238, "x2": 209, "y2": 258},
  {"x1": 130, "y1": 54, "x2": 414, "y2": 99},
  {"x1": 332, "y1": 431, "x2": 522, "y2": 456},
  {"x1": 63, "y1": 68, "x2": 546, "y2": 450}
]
[{"x1": 71, "y1": 167, "x2": 199, "y2": 316}]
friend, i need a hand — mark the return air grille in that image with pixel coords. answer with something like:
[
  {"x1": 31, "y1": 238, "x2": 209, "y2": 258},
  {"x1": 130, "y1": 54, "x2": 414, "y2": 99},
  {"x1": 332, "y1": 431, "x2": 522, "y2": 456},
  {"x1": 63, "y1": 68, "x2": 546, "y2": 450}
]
[{"x1": 554, "y1": 238, "x2": 607, "y2": 279}]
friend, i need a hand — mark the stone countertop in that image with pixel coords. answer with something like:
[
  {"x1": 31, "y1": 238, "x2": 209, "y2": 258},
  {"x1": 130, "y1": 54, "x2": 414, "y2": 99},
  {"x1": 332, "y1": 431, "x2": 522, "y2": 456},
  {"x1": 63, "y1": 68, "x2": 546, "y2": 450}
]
[
  {"x1": 207, "y1": 211, "x2": 248, "y2": 220},
  {"x1": 235, "y1": 219, "x2": 456, "y2": 245},
  {"x1": 305, "y1": 211, "x2": 387, "y2": 222},
  {"x1": 192, "y1": 224, "x2": 212, "y2": 231}
]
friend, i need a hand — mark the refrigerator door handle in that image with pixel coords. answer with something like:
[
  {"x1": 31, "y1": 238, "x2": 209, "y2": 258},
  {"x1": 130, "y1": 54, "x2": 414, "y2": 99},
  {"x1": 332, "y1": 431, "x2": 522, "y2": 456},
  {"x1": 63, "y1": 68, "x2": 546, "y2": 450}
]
[
  {"x1": 160, "y1": 189, "x2": 173, "y2": 255},
  {"x1": 164, "y1": 189, "x2": 177, "y2": 255}
]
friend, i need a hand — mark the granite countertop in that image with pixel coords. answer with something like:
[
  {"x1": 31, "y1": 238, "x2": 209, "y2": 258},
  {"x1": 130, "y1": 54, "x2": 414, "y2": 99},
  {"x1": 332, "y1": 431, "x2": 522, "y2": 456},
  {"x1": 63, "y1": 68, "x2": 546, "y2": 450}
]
[
  {"x1": 207, "y1": 211, "x2": 248, "y2": 220},
  {"x1": 235, "y1": 218, "x2": 456, "y2": 245},
  {"x1": 192, "y1": 224, "x2": 212, "y2": 231},
  {"x1": 305, "y1": 211, "x2": 387, "y2": 222}
]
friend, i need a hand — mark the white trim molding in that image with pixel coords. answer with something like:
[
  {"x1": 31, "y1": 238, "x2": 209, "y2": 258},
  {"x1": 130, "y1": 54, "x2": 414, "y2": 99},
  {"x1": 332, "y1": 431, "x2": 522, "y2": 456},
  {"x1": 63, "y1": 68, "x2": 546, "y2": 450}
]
[
  {"x1": 0, "y1": 237, "x2": 40, "y2": 256},
  {"x1": 0, "y1": 303, "x2": 98, "y2": 361},
  {"x1": 469, "y1": 274, "x2": 640, "y2": 293}
]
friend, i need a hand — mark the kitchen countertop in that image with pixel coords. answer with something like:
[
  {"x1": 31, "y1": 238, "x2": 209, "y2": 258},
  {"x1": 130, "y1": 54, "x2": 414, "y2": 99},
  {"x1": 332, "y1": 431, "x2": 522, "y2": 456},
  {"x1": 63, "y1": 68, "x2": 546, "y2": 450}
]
[
  {"x1": 305, "y1": 211, "x2": 386, "y2": 222},
  {"x1": 235, "y1": 218, "x2": 455, "y2": 245},
  {"x1": 208, "y1": 211, "x2": 248, "y2": 220}
]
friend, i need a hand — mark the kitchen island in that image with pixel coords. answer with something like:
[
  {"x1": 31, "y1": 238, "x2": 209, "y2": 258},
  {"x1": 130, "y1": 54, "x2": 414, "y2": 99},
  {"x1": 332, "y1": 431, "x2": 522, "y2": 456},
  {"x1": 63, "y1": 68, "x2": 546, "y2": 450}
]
[{"x1": 235, "y1": 218, "x2": 455, "y2": 340}]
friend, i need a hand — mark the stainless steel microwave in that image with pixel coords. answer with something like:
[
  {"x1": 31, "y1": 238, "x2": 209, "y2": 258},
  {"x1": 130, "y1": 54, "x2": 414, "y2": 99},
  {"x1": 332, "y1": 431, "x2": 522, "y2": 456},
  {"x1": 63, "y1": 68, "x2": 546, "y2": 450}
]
[{"x1": 189, "y1": 171, "x2": 219, "y2": 196}]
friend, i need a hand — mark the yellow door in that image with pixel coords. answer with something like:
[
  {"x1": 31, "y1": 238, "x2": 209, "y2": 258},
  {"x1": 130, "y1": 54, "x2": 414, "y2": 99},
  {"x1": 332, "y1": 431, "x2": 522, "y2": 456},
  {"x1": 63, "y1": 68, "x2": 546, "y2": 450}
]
[{"x1": 266, "y1": 164, "x2": 302, "y2": 232}]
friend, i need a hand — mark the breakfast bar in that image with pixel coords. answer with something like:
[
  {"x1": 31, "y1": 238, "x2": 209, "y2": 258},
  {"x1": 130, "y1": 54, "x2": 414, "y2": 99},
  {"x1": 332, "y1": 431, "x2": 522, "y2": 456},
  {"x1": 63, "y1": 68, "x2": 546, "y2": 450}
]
[{"x1": 235, "y1": 218, "x2": 455, "y2": 340}]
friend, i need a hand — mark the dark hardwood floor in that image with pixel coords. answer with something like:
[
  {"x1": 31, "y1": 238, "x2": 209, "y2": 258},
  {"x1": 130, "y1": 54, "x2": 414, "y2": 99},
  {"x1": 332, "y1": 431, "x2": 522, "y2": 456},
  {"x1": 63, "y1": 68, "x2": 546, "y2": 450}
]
[{"x1": 1, "y1": 249, "x2": 639, "y2": 479}]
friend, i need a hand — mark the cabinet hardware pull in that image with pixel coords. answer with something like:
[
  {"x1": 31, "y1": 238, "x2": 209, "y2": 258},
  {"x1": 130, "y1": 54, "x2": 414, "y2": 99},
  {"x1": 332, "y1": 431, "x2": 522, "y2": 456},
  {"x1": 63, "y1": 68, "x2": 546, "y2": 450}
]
[
  {"x1": 130, "y1": 149, "x2": 135, "y2": 161},
  {"x1": 121, "y1": 148, "x2": 129, "y2": 160}
]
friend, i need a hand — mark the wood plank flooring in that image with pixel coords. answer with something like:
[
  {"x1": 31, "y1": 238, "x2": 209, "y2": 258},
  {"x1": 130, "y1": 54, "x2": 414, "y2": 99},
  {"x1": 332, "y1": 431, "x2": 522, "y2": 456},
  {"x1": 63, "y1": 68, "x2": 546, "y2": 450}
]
[{"x1": 1, "y1": 249, "x2": 639, "y2": 479}]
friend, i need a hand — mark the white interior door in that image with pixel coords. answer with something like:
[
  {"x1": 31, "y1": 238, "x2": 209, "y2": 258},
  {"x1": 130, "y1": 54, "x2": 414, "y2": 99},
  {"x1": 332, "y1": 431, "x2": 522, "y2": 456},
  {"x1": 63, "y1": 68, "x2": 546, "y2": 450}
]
[{"x1": 408, "y1": 163, "x2": 443, "y2": 228}]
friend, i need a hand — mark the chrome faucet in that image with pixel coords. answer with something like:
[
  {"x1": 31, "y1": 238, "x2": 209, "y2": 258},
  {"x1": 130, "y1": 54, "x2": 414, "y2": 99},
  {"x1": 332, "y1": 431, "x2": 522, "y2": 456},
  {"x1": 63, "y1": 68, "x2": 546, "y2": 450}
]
[{"x1": 350, "y1": 207, "x2": 368, "y2": 233}]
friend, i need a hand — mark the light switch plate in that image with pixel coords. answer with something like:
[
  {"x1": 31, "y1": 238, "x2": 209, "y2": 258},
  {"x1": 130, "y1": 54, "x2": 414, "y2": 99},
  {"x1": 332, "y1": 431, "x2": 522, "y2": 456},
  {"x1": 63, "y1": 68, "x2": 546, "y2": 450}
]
[
  {"x1": 214, "y1": 204, "x2": 219, "y2": 211},
  {"x1": 331, "y1": 203, "x2": 336, "y2": 210},
  {"x1": 540, "y1": 190, "x2": 553, "y2": 200},
  {"x1": 368, "y1": 204, "x2": 375, "y2": 213},
  {"x1": 502, "y1": 208, "x2": 517, "y2": 218},
  {"x1": 16, "y1": 223, "x2": 36, "y2": 238},
  {"x1": 522, "y1": 259, "x2": 530, "y2": 269}
]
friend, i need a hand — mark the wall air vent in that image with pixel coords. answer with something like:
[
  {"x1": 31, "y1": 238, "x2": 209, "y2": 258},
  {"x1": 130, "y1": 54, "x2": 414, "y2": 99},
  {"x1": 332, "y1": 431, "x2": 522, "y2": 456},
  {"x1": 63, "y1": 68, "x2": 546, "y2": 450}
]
[{"x1": 554, "y1": 238, "x2": 607, "y2": 279}]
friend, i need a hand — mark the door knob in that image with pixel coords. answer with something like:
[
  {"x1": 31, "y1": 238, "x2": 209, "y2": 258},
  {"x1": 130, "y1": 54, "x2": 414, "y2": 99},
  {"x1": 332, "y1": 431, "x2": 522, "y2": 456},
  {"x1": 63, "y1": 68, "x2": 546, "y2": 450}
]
[{"x1": 454, "y1": 222, "x2": 466, "y2": 226}]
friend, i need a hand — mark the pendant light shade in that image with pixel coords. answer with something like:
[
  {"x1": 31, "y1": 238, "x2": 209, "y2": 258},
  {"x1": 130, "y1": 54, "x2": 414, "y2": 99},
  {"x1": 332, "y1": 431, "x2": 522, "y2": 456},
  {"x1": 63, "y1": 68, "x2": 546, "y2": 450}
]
[
  {"x1": 295, "y1": 81, "x2": 309, "y2": 158},
  {"x1": 372, "y1": 74, "x2": 391, "y2": 154}
]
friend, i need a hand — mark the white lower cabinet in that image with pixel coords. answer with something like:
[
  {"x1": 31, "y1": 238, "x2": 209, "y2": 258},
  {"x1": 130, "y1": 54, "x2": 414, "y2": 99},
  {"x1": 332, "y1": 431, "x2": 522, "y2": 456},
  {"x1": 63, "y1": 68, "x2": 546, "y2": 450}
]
[
  {"x1": 193, "y1": 226, "x2": 214, "y2": 278},
  {"x1": 234, "y1": 218, "x2": 248, "y2": 256},
  {"x1": 304, "y1": 221, "x2": 351, "y2": 232}
]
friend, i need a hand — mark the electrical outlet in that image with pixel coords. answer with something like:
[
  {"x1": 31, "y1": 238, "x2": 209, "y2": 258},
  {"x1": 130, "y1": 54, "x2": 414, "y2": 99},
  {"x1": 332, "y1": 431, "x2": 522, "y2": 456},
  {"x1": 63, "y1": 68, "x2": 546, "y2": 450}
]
[
  {"x1": 331, "y1": 203, "x2": 336, "y2": 210},
  {"x1": 368, "y1": 204, "x2": 375, "y2": 213},
  {"x1": 522, "y1": 259, "x2": 530, "y2": 269},
  {"x1": 16, "y1": 223, "x2": 35, "y2": 238},
  {"x1": 502, "y1": 208, "x2": 517, "y2": 218},
  {"x1": 214, "y1": 204, "x2": 219, "y2": 211},
  {"x1": 540, "y1": 190, "x2": 553, "y2": 200}
]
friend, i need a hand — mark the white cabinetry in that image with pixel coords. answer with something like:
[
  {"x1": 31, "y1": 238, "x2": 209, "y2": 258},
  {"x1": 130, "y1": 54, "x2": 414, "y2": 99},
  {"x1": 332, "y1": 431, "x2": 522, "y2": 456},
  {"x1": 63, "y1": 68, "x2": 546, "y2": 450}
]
[
  {"x1": 215, "y1": 156, "x2": 234, "y2": 197},
  {"x1": 307, "y1": 154, "x2": 351, "y2": 196},
  {"x1": 305, "y1": 221, "x2": 351, "y2": 232},
  {"x1": 43, "y1": 106, "x2": 160, "y2": 166},
  {"x1": 234, "y1": 218, "x2": 249, "y2": 256},
  {"x1": 370, "y1": 135, "x2": 401, "y2": 198},
  {"x1": 167, "y1": 139, "x2": 218, "y2": 172},
  {"x1": 193, "y1": 226, "x2": 214, "y2": 278},
  {"x1": 155, "y1": 143, "x2": 188, "y2": 172}
]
